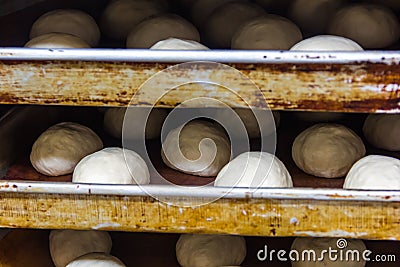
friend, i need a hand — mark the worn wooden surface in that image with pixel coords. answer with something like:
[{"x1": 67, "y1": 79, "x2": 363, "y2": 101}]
[
  {"x1": 0, "y1": 60, "x2": 399, "y2": 112},
  {"x1": 0, "y1": 230, "x2": 399, "y2": 267}
]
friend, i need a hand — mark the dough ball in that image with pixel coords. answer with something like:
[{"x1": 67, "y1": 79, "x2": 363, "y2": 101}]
[
  {"x1": 292, "y1": 111, "x2": 345, "y2": 122},
  {"x1": 234, "y1": 109, "x2": 280, "y2": 139},
  {"x1": 30, "y1": 9, "x2": 100, "y2": 47},
  {"x1": 288, "y1": 0, "x2": 345, "y2": 34},
  {"x1": 190, "y1": 0, "x2": 248, "y2": 30},
  {"x1": 214, "y1": 152, "x2": 293, "y2": 188},
  {"x1": 344, "y1": 155, "x2": 400, "y2": 190},
  {"x1": 25, "y1": 33, "x2": 90, "y2": 48},
  {"x1": 100, "y1": 0, "x2": 166, "y2": 40},
  {"x1": 176, "y1": 234, "x2": 246, "y2": 267},
  {"x1": 161, "y1": 120, "x2": 230, "y2": 177},
  {"x1": 290, "y1": 35, "x2": 363, "y2": 51},
  {"x1": 104, "y1": 107, "x2": 168, "y2": 140},
  {"x1": 292, "y1": 123, "x2": 365, "y2": 178},
  {"x1": 66, "y1": 253, "x2": 125, "y2": 267},
  {"x1": 291, "y1": 237, "x2": 367, "y2": 267},
  {"x1": 30, "y1": 122, "x2": 103, "y2": 176},
  {"x1": 150, "y1": 38, "x2": 209, "y2": 50},
  {"x1": 126, "y1": 14, "x2": 200, "y2": 48},
  {"x1": 73, "y1": 147, "x2": 150, "y2": 185},
  {"x1": 328, "y1": 4, "x2": 400, "y2": 48},
  {"x1": 50, "y1": 230, "x2": 112, "y2": 267},
  {"x1": 204, "y1": 1, "x2": 265, "y2": 48},
  {"x1": 231, "y1": 14, "x2": 302, "y2": 50},
  {"x1": 362, "y1": 114, "x2": 400, "y2": 151}
]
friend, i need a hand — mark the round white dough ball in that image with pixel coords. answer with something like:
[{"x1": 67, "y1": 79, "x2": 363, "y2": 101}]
[
  {"x1": 25, "y1": 33, "x2": 90, "y2": 48},
  {"x1": 292, "y1": 123, "x2": 366, "y2": 178},
  {"x1": 73, "y1": 147, "x2": 150, "y2": 185},
  {"x1": 126, "y1": 13, "x2": 200, "y2": 48},
  {"x1": 290, "y1": 35, "x2": 363, "y2": 51},
  {"x1": 100, "y1": 0, "x2": 166, "y2": 40},
  {"x1": 234, "y1": 109, "x2": 280, "y2": 139},
  {"x1": 50, "y1": 230, "x2": 112, "y2": 267},
  {"x1": 291, "y1": 237, "x2": 367, "y2": 267},
  {"x1": 162, "y1": 120, "x2": 230, "y2": 177},
  {"x1": 363, "y1": 114, "x2": 400, "y2": 151},
  {"x1": 215, "y1": 152, "x2": 293, "y2": 188},
  {"x1": 30, "y1": 9, "x2": 100, "y2": 47},
  {"x1": 191, "y1": 0, "x2": 248, "y2": 30},
  {"x1": 150, "y1": 38, "x2": 209, "y2": 50},
  {"x1": 66, "y1": 253, "x2": 125, "y2": 267},
  {"x1": 176, "y1": 234, "x2": 246, "y2": 267},
  {"x1": 288, "y1": 0, "x2": 345, "y2": 34},
  {"x1": 30, "y1": 122, "x2": 103, "y2": 176},
  {"x1": 232, "y1": 14, "x2": 303, "y2": 50},
  {"x1": 328, "y1": 4, "x2": 400, "y2": 48},
  {"x1": 293, "y1": 111, "x2": 345, "y2": 122},
  {"x1": 204, "y1": 1, "x2": 266, "y2": 48},
  {"x1": 344, "y1": 155, "x2": 400, "y2": 190},
  {"x1": 104, "y1": 107, "x2": 168, "y2": 140}
]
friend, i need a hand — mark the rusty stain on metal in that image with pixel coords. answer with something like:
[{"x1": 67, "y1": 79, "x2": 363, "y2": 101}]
[
  {"x1": 0, "y1": 60, "x2": 398, "y2": 112},
  {"x1": 0, "y1": 192, "x2": 398, "y2": 240}
]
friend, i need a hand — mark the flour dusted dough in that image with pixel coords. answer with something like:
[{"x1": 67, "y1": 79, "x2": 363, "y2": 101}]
[
  {"x1": 104, "y1": 107, "x2": 168, "y2": 140},
  {"x1": 292, "y1": 123, "x2": 365, "y2": 178},
  {"x1": 328, "y1": 4, "x2": 400, "y2": 48},
  {"x1": 30, "y1": 9, "x2": 100, "y2": 47},
  {"x1": 50, "y1": 230, "x2": 112, "y2": 267},
  {"x1": 150, "y1": 38, "x2": 209, "y2": 50},
  {"x1": 25, "y1": 33, "x2": 90, "y2": 48},
  {"x1": 291, "y1": 237, "x2": 367, "y2": 267},
  {"x1": 30, "y1": 122, "x2": 103, "y2": 176},
  {"x1": 176, "y1": 234, "x2": 246, "y2": 267},
  {"x1": 100, "y1": 0, "x2": 166, "y2": 40},
  {"x1": 344, "y1": 155, "x2": 400, "y2": 190},
  {"x1": 162, "y1": 120, "x2": 230, "y2": 177},
  {"x1": 231, "y1": 14, "x2": 302, "y2": 50},
  {"x1": 126, "y1": 14, "x2": 200, "y2": 48},
  {"x1": 288, "y1": 0, "x2": 345, "y2": 34},
  {"x1": 66, "y1": 253, "x2": 125, "y2": 267},
  {"x1": 73, "y1": 147, "x2": 150, "y2": 185},
  {"x1": 290, "y1": 35, "x2": 363, "y2": 51},
  {"x1": 214, "y1": 152, "x2": 293, "y2": 188},
  {"x1": 363, "y1": 114, "x2": 400, "y2": 151},
  {"x1": 204, "y1": 1, "x2": 265, "y2": 48}
]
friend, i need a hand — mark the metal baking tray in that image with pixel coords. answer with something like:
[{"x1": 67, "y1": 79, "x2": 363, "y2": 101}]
[
  {"x1": 0, "y1": 49, "x2": 399, "y2": 112},
  {"x1": 0, "y1": 106, "x2": 398, "y2": 240}
]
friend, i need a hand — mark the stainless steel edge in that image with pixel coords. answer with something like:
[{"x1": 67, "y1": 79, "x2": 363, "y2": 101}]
[
  {"x1": 0, "y1": 181, "x2": 399, "y2": 202},
  {"x1": 0, "y1": 48, "x2": 399, "y2": 64}
]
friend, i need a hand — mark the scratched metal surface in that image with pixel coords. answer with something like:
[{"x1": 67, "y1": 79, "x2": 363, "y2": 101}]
[{"x1": 0, "y1": 49, "x2": 399, "y2": 112}]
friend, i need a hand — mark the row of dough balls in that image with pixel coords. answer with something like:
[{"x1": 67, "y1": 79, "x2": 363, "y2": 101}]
[
  {"x1": 29, "y1": 112, "x2": 400, "y2": 189},
  {"x1": 49, "y1": 229, "x2": 368, "y2": 267},
  {"x1": 178, "y1": 234, "x2": 368, "y2": 267},
  {"x1": 24, "y1": 0, "x2": 400, "y2": 50},
  {"x1": 50, "y1": 230, "x2": 125, "y2": 267},
  {"x1": 29, "y1": 122, "x2": 150, "y2": 184}
]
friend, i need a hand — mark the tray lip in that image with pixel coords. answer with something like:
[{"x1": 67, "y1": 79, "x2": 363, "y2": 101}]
[
  {"x1": 0, "y1": 180, "x2": 399, "y2": 202},
  {"x1": 0, "y1": 48, "x2": 400, "y2": 64}
]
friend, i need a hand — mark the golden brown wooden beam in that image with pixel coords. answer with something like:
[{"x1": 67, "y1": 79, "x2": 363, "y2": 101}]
[
  {"x1": 0, "y1": 192, "x2": 398, "y2": 240},
  {"x1": 0, "y1": 61, "x2": 399, "y2": 112}
]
